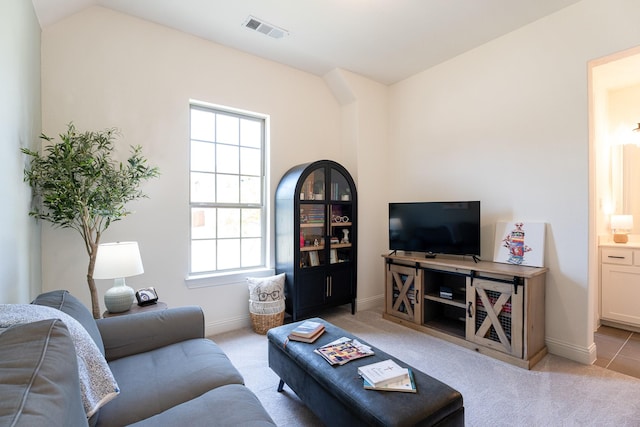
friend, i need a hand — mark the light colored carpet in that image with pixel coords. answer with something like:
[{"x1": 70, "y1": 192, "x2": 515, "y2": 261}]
[{"x1": 211, "y1": 307, "x2": 640, "y2": 426}]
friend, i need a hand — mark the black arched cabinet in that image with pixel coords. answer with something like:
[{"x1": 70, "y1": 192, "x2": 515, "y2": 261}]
[{"x1": 276, "y1": 160, "x2": 357, "y2": 321}]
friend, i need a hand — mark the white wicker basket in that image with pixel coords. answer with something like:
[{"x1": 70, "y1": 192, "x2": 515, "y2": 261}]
[
  {"x1": 249, "y1": 300, "x2": 285, "y2": 334},
  {"x1": 249, "y1": 299, "x2": 285, "y2": 315}
]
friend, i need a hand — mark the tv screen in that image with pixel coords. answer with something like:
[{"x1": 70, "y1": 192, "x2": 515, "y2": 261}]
[{"x1": 389, "y1": 201, "x2": 480, "y2": 257}]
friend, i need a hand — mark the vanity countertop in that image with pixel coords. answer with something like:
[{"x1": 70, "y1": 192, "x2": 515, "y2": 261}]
[{"x1": 600, "y1": 235, "x2": 640, "y2": 249}]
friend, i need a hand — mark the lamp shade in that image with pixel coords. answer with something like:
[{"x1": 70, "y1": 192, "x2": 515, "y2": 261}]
[
  {"x1": 610, "y1": 215, "x2": 634, "y2": 232},
  {"x1": 94, "y1": 241, "x2": 144, "y2": 279}
]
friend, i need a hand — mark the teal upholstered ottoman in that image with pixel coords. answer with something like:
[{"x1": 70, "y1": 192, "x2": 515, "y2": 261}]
[{"x1": 267, "y1": 318, "x2": 464, "y2": 426}]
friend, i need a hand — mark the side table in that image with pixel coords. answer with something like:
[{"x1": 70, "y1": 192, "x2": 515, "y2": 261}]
[{"x1": 103, "y1": 301, "x2": 168, "y2": 318}]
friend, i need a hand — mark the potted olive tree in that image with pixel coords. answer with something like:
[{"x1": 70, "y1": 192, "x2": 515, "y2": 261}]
[{"x1": 22, "y1": 123, "x2": 159, "y2": 319}]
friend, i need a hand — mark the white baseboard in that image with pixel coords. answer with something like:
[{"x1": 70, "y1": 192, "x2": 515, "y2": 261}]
[
  {"x1": 205, "y1": 314, "x2": 251, "y2": 337},
  {"x1": 546, "y1": 336, "x2": 597, "y2": 365},
  {"x1": 205, "y1": 294, "x2": 386, "y2": 337},
  {"x1": 356, "y1": 294, "x2": 385, "y2": 311}
]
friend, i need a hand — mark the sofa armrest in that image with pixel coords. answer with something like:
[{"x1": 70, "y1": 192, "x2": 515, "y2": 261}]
[{"x1": 96, "y1": 306, "x2": 205, "y2": 361}]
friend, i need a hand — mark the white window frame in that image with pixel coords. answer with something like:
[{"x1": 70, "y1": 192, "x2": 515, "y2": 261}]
[{"x1": 186, "y1": 101, "x2": 273, "y2": 287}]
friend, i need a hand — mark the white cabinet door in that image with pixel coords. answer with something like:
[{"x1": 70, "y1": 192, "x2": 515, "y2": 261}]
[{"x1": 601, "y1": 263, "x2": 640, "y2": 326}]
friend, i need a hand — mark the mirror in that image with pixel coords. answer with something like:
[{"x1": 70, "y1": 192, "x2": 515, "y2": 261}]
[
  {"x1": 611, "y1": 143, "x2": 640, "y2": 235},
  {"x1": 622, "y1": 145, "x2": 640, "y2": 233},
  {"x1": 605, "y1": 79, "x2": 640, "y2": 236}
]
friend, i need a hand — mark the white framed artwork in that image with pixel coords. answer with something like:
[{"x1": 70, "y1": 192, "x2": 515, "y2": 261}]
[{"x1": 493, "y1": 222, "x2": 546, "y2": 267}]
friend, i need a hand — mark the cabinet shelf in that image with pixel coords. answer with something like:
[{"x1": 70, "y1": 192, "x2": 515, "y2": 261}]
[
  {"x1": 299, "y1": 243, "x2": 352, "y2": 252},
  {"x1": 424, "y1": 294, "x2": 466, "y2": 309},
  {"x1": 424, "y1": 318, "x2": 466, "y2": 338},
  {"x1": 331, "y1": 243, "x2": 352, "y2": 249}
]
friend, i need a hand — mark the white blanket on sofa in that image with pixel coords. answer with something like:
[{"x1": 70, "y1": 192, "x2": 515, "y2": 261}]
[{"x1": 0, "y1": 304, "x2": 119, "y2": 418}]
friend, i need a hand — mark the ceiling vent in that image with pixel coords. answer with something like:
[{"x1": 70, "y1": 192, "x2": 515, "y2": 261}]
[{"x1": 243, "y1": 16, "x2": 288, "y2": 39}]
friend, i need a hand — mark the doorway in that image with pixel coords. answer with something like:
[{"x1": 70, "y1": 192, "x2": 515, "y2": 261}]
[{"x1": 590, "y1": 46, "x2": 640, "y2": 364}]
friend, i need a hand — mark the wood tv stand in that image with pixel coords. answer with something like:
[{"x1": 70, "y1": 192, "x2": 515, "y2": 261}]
[{"x1": 382, "y1": 253, "x2": 547, "y2": 369}]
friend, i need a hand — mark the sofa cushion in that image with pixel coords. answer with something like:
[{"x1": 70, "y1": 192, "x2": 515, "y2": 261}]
[
  {"x1": 127, "y1": 384, "x2": 276, "y2": 427},
  {"x1": 0, "y1": 320, "x2": 88, "y2": 427},
  {"x1": 32, "y1": 290, "x2": 105, "y2": 356},
  {"x1": 97, "y1": 338, "x2": 245, "y2": 426},
  {"x1": 96, "y1": 306, "x2": 205, "y2": 361}
]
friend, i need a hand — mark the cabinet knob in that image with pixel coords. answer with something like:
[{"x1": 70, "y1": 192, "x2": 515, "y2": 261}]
[{"x1": 467, "y1": 301, "x2": 473, "y2": 318}]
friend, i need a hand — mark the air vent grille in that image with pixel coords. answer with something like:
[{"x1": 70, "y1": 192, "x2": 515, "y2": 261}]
[
  {"x1": 245, "y1": 18, "x2": 261, "y2": 31},
  {"x1": 243, "y1": 16, "x2": 288, "y2": 39}
]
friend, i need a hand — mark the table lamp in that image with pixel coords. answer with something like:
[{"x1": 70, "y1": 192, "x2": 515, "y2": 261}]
[
  {"x1": 94, "y1": 241, "x2": 144, "y2": 313},
  {"x1": 611, "y1": 215, "x2": 633, "y2": 244}
]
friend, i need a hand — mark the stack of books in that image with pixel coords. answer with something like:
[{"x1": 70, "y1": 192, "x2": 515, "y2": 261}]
[
  {"x1": 358, "y1": 359, "x2": 417, "y2": 393},
  {"x1": 305, "y1": 205, "x2": 325, "y2": 223},
  {"x1": 287, "y1": 320, "x2": 325, "y2": 343}
]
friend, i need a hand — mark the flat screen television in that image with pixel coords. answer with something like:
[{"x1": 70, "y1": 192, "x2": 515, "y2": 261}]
[{"x1": 389, "y1": 201, "x2": 480, "y2": 257}]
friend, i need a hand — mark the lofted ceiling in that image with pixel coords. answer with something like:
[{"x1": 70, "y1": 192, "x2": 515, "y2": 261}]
[{"x1": 31, "y1": 0, "x2": 582, "y2": 85}]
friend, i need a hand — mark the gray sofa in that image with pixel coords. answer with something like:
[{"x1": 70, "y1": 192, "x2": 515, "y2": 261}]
[{"x1": 0, "y1": 290, "x2": 276, "y2": 427}]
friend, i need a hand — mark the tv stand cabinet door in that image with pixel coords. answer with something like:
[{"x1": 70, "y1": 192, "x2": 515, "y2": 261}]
[
  {"x1": 386, "y1": 264, "x2": 422, "y2": 323},
  {"x1": 466, "y1": 277, "x2": 523, "y2": 358}
]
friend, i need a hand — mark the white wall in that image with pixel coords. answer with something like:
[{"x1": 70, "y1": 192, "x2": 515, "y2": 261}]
[
  {"x1": 389, "y1": 0, "x2": 640, "y2": 363},
  {"x1": 0, "y1": 0, "x2": 42, "y2": 303},
  {"x1": 324, "y1": 69, "x2": 390, "y2": 307},
  {"x1": 41, "y1": 7, "x2": 374, "y2": 332}
]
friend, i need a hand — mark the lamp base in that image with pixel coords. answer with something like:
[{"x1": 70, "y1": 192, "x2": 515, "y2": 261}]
[
  {"x1": 104, "y1": 282, "x2": 135, "y2": 313},
  {"x1": 613, "y1": 233, "x2": 629, "y2": 244}
]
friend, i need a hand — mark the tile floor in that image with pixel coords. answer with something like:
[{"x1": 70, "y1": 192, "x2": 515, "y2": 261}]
[{"x1": 594, "y1": 325, "x2": 640, "y2": 379}]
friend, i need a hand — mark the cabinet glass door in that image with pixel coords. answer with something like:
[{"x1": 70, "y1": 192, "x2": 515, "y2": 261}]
[
  {"x1": 300, "y1": 168, "x2": 325, "y2": 201},
  {"x1": 330, "y1": 168, "x2": 352, "y2": 202},
  {"x1": 329, "y1": 203, "x2": 352, "y2": 264},
  {"x1": 299, "y1": 167, "x2": 326, "y2": 269},
  {"x1": 299, "y1": 203, "x2": 325, "y2": 268},
  {"x1": 329, "y1": 168, "x2": 353, "y2": 265}
]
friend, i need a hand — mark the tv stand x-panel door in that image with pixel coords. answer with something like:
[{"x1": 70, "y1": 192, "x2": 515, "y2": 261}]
[
  {"x1": 466, "y1": 276, "x2": 523, "y2": 358},
  {"x1": 386, "y1": 263, "x2": 422, "y2": 323}
]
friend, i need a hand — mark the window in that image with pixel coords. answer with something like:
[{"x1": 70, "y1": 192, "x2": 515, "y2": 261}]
[{"x1": 189, "y1": 103, "x2": 266, "y2": 276}]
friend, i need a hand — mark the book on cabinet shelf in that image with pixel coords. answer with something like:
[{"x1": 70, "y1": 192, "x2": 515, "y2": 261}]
[
  {"x1": 309, "y1": 251, "x2": 320, "y2": 266},
  {"x1": 363, "y1": 369, "x2": 416, "y2": 393}
]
